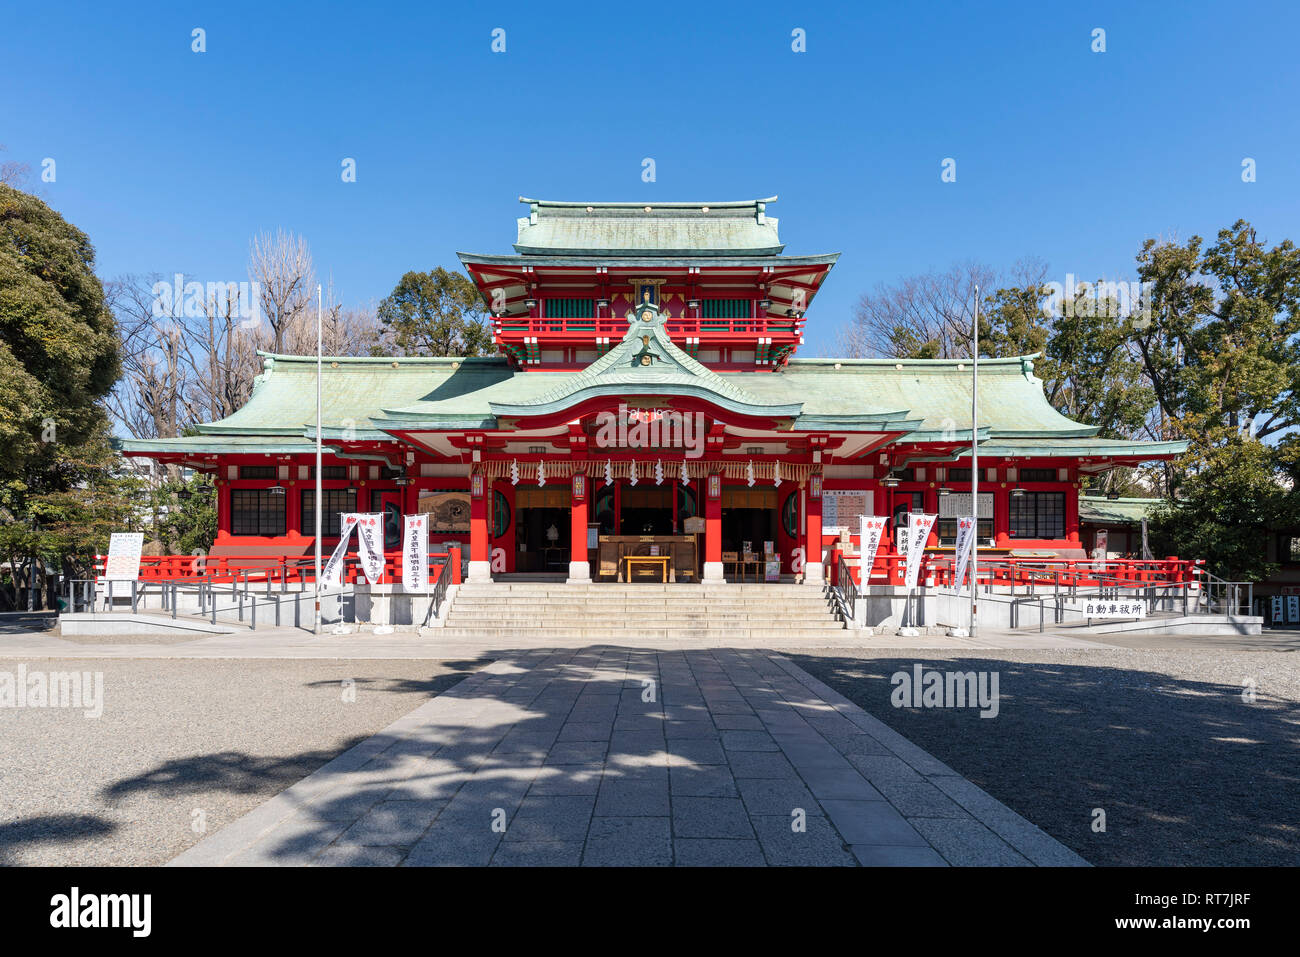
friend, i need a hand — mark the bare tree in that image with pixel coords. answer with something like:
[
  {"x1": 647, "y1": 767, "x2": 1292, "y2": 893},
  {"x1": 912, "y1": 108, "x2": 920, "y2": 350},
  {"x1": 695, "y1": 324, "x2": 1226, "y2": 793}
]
[
  {"x1": 106, "y1": 275, "x2": 199, "y2": 442},
  {"x1": 0, "y1": 144, "x2": 31, "y2": 187},
  {"x1": 248, "y1": 229, "x2": 315, "y2": 353},
  {"x1": 838, "y1": 261, "x2": 998, "y2": 359},
  {"x1": 281, "y1": 279, "x2": 384, "y2": 356}
]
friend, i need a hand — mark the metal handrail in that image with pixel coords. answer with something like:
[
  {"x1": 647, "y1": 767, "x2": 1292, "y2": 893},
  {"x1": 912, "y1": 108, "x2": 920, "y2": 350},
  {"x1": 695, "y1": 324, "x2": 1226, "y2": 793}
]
[{"x1": 834, "y1": 558, "x2": 858, "y2": 625}]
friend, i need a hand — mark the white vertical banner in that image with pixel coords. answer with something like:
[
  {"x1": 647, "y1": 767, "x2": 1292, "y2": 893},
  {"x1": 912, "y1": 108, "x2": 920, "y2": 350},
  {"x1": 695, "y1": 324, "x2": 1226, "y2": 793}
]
[
  {"x1": 1270, "y1": 594, "x2": 1284, "y2": 623},
  {"x1": 320, "y1": 514, "x2": 358, "y2": 589},
  {"x1": 859, "y1": 515, "x2": 887, "y2": 585},
  {"x1": 904, "y1": 513, "x2": 937, "y2": 592},
  {"x1": 1093, "y1": 528, "x2": 1109, "y2": 571},
  {"x1": 953, "y1": 516, "x2": 976, "y2": 592},
  {"x1": 353, "y1": 513, "x2": 386, "y2": 584},
  {"x1": 402, "y1": 513, "x2": 429, "y2": 591}
]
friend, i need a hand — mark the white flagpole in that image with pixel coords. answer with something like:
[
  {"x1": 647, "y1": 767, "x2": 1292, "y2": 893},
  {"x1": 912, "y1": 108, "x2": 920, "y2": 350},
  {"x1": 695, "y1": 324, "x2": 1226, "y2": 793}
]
[
  {"x1": 970, "y1": 284, "x2": 979, "y2": 638},
  {"x1": 314, "y1": 283, "x2": 323, "y2": 636}
]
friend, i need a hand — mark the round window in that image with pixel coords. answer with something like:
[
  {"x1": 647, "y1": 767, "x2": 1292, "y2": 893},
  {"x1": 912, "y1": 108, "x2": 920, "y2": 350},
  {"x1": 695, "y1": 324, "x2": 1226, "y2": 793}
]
[
  {"x1": 492, "y1": 489, "x2": 511, "y2": 539},
  {"x1": 781, "y1": 490, "x2": 798, "y2": 539}
]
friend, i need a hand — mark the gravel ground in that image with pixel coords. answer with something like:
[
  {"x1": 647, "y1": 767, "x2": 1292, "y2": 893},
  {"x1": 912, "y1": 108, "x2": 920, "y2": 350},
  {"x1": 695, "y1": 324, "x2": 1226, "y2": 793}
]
[
  {"x1": 0, "y1": 657, "x2": 484, "y2": 865},
  {"x1": 782, "y1": 646, "x2": 1300, "y2": 866}
]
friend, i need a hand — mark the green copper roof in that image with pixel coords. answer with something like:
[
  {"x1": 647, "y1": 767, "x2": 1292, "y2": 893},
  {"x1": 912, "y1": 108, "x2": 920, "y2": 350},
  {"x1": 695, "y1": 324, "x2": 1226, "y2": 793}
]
[
  {"x1": 117, "y1": 350, "x2": 1187, "y2": 464},
  {"x1": 483, "y1": 299, "x2": 805, "y2": 419},
  {"x1": 1077, "y1": 496, "x2": 1164, "y2": 524},
  {"x1": 115, "y1": 434, "x2": 321, "y2": 456},
  {"x1": 195, "y1": 353, "x2": 512, "y2": 438},
  {"x1": 512, "y1": 197, "x2": 784, "y2": 257}
]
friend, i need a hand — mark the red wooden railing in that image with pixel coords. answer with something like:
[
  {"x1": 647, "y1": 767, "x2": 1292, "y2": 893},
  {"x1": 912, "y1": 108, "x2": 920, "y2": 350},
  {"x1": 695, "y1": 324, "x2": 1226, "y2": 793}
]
[
  {"x1": 828, "y1": 549, "x2": 1199, "y2": 591},
  {"x1": 94, "y1": 550, "x2": 463, "y2": 587}
]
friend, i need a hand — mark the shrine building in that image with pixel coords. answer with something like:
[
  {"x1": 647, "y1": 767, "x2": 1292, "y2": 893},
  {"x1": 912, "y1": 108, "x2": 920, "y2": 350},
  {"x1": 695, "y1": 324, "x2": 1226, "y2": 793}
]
[{"x1": 120, "y1": 196, "x2": 1186, "y2": 585}]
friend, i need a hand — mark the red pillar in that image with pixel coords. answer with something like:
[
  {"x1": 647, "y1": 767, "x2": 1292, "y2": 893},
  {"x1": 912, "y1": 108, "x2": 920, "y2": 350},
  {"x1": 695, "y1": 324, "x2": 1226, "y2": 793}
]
[
  {"x1": 1065, "y1": 484, "x2": 1080, "y2": 543},
  {"x1": 468, "y1": 473, "x2": 489, "y2": 580},
  {"x1": 805, "y1": 488, "x2": 824, "y2": 584},
  {"x1": 569, "y1": 472, "x2": 589, "y2": 581},
  {"x1": 703, "y1": 473, "x2": 722, "y2": 581}
]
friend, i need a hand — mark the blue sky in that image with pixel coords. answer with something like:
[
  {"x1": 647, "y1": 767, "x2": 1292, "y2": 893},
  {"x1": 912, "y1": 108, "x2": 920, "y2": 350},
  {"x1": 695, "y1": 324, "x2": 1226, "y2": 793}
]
[{"x1": 4, "y1": 0, "x2": 1298, "y2": 354}]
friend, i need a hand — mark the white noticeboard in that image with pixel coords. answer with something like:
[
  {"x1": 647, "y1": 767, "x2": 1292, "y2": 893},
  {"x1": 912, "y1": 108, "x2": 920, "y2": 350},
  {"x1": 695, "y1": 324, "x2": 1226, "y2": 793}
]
[
  {"x1": 1271, "y1": 595, "x2": 1285, "y2": 622},
  {"x1": 1288, "y1": 595, "x2": 1300, "y2": 623},
  {"x1": 822, "y1": 490, "x2": 872, "y2": 535},
  {"x1": 103, "y1": 532, "x2": 144, "y2": 581}
]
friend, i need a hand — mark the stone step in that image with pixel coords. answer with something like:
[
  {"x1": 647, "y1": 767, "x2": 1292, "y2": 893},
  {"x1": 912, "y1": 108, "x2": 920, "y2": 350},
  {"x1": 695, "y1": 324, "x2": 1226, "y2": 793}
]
[
  {"x1": 449, "y1": 599, "x2": 835, "y2": 610},
  {"x1": 433, "y1": 628, "x2": 849, "y2": 640},
  {"x1": 457, "y1": 582, "x2": 821, "y2": 590},
  {"x1": 446, "y1": 611, "x2": 842, "y2": 622}
]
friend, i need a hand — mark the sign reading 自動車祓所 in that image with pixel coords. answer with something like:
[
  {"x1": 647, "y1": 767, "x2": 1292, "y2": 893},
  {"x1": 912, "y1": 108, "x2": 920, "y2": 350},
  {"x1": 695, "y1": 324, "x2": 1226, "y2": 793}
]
[{"x1": 1074, "y1": 599, "x2": 1146, "y2": 619}]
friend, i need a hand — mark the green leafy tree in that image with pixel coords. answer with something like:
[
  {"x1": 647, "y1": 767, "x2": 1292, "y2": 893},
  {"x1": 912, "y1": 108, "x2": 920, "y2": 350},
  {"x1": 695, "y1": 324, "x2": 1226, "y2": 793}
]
[
  {"x1": 377, "y1": 267, "x2": 492, "y2": 357},
  {"x1": 1135, "y1": 221, "x2": 1300, "y2": 580},
  {"x1": 0, "y1": 184, "x2": 122, "y2": 608},
  {"x1": 153, "y1": 471, "x2": 217, "y2": 555},
  {"x1": 982, "y1": 283, "x2": 1154, "y2": 440}
]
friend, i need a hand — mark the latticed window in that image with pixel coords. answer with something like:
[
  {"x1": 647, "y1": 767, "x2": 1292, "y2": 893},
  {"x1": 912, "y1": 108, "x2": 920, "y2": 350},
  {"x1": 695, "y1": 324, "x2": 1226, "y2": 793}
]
[
  {"x1": 238, "y1": 465, "x2": 276, "y2": 480},
  {"x1": 700, "y1": 299, "x2": 750, "y2": 319},
  {"x1": 1019, "y1": 468, "x2": 1058, "y2": 483},
  {"x1": 231, "y1": 489, "x2": 286, "y2": 536},
  {"x1": 937, "y1": 492, "x2": 994, "y2": 545},
  {"x1": 300, "y1": 489, "x2": 356, "y2": 537},
  {"x1": 544, "y1": 298, "x2": 594, "y2": 318},
  {"x1": 1010, "y1": 492, "x2": 1065, "y2": 539}
]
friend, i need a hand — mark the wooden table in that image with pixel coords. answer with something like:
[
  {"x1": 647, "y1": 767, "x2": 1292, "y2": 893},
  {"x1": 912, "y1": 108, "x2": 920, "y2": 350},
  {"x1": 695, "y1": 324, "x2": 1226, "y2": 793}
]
[
  {"x1": 722, "y1": 553, "x2": 768, "y2": 582},
  {"x1": 621, "y1": 555, "x2": 672, "y2": 583}
]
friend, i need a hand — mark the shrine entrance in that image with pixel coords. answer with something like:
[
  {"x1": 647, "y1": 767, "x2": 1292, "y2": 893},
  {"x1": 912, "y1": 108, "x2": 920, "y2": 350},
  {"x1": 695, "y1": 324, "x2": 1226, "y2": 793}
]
[{"x1": 514, "y1": 486, "x2": 570, "y2": 573}]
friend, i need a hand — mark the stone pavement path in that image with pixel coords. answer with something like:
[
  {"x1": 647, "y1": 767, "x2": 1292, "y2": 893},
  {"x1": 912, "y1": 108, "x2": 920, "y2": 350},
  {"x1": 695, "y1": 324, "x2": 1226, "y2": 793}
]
[{"x1": 170, "y1": 648, "x2": 1088, "y2": 867}]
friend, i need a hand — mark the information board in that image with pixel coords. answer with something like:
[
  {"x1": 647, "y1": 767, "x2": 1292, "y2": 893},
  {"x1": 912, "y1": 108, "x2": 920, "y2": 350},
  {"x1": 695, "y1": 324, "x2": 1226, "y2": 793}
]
[
  {"x1": 823, "y1": 490, "x2": 873, "y2": 534},
  {"x1": 103, "y1": 533, "x2": 144, "y2": 581}
]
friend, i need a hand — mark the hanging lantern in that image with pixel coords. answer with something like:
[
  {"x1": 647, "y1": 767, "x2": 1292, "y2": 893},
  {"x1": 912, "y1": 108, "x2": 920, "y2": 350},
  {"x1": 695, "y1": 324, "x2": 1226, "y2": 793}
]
[{"x1": 746, "y1": 459, "x2": 756, "y2": 488}]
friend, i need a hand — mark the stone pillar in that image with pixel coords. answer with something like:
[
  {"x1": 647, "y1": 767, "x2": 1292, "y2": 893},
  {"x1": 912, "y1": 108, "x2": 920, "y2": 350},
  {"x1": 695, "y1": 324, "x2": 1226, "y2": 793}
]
[
  {"x1": 568, "y1": 472, "x2": 590, "y2": 582},
  {"x1": 703, "y1": 473, "x2": 724, "y2": 582},
  {"x1": 468, "y1": 472, "x2": 491, "y2": 582},
  {"x1": 804, "y1": 486, "x2": 824, "y2": 585}
]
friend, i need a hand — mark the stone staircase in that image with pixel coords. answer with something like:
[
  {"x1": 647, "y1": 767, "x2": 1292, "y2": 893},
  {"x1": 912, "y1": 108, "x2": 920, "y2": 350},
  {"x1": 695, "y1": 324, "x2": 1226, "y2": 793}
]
[{"x1": 440, "y1": 581, "x2": 847, "y2": 641}]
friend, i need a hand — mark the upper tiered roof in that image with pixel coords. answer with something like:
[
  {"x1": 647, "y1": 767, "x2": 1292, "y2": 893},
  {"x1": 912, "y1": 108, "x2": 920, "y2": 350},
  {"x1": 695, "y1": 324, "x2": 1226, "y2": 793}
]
[{"x1": 511, "y1": 197, "x2": 785, "y2": 258}]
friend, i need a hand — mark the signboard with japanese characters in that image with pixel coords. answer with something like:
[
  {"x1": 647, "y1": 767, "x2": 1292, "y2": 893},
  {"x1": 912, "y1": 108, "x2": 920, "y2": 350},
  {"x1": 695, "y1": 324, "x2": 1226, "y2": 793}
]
[
  {"x1": 822, "y1": 490, "x2": 872, "y2": 535},
  {"x1": 1076, "y1": 599, "x2": 1146, "y2": 619},
  {"x1": 103, "y1": 533, "x2": 144, "y2": 581}
]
